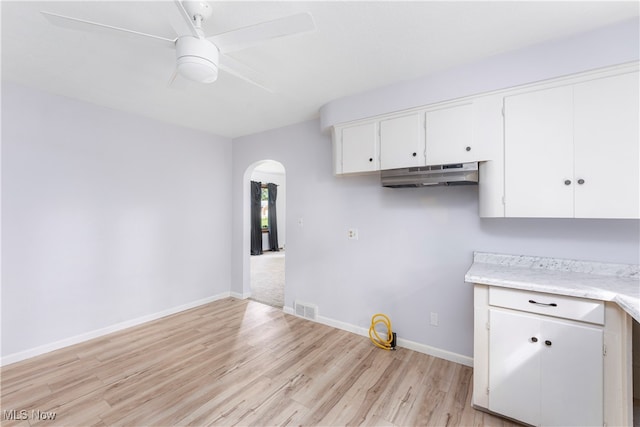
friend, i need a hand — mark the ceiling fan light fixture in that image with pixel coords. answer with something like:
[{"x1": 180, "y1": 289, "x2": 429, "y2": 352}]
[
  {"x1": 176, "y1": 37, "x2": 219, "y2": 83},
  {"x1": 40, "y1": 3, "x2": 315, "y2": 90},
  {"x1": 177, "y1": 57, "x2": 218, "y2": 83}
]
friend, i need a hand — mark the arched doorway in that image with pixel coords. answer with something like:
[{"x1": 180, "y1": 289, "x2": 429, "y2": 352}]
[{"x1": 246, "y1": 160, "x2": 285, "y2": 308}]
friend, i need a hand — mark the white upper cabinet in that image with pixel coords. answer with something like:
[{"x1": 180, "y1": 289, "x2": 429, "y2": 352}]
[
  {"x1": 426, "y1": 98, "x2": 502, "y2": 166},
  {"x1": 475, "y1": 95, "x2": 506, "y2": 218},
  {"x1": 573, "y1": 72, "x2": 639, "y2": 218},
  {"x1": 425, "y1": 103, "x2": 474, "y2": 165},
  {"x1": 380, "y1": 113, "x2": 425, "y2": 169},
  {"x1": 504, "y1": 85, "x2": 575, "y2": 217},
  {"x1": 504, "y1": 70, "x2": 639, "y2": 218},
  {"x1": 331, "y1": 63, "x2": 638, "y2": 220},
  {"x1": 337, "y1": 122, "x2": 380, "y2": 174},
  {"x1": 333, "y1": 94, "x2": 503, "y2": 177}
]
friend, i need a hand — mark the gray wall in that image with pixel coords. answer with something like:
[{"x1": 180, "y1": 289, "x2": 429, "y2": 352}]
[
  {"x1": 320, "y1": 17, "x2": 640, "y2": 129},
  {"x1": 232, "y1": 19, "x2": 640, "y2": 359},
  {"x1": 231, "y1": 119, "x2": 639, "y2": 359},
  {"x1": 1, "y1": 82, "x2": 233, "y2": 358}
]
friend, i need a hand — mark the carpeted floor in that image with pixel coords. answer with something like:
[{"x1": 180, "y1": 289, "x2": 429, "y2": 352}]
[{"x1": 250, "y1": 250, "x2": 285, "y2": 308}]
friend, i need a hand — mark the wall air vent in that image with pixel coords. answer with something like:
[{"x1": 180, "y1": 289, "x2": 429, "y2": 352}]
[{"x1": 294, "y1": 301, "x2": 317, "y2": 320}]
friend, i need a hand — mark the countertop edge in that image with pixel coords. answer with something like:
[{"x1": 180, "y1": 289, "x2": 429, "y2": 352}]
[{"x1": 465, "y1": 265, "x2": 640, "y2": 322}]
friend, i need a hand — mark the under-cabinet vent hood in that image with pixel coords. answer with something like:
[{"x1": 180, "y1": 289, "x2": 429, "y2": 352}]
[{"x1": 381, "y1": 162, "x2": 478, "y2": 188}]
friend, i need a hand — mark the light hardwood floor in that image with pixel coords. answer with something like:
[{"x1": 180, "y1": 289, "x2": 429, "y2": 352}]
[{"x1": 1, "y1": 298, "x2": 521, "y2": 426}]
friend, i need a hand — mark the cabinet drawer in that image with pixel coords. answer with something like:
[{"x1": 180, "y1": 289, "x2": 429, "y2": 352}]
[{"x1": 489, "y1": 287, "x2": 604, "y2": 325}]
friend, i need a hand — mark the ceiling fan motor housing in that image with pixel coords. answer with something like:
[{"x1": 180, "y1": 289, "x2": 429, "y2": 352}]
[{"x1": 176, "y1": 37, "x2": 219, "y2": 83}]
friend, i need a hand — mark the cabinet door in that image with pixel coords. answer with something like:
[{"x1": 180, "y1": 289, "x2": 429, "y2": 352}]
[
  {"x1": 340, "y1": 122, "x2": 380, "y2": 174},
  {"x1": 380, "y1": 113, "x2": 425, "y2": 169},
  {"x1": 489, "y1": 309, "x2": 541, "y2": 426},
  {"x1": 425, "y1": 103, "x2": 474, "y2": 165},
  {"x1": 490, "y1": 308, "x2": 604, "y2": 427},
  {"x1": 573, "y1": 72, "x2": 639, "y2": 218},
  {"x1": 504, "y1": 86, "x2": 574, "y2": 217},
  {"x1": 540, "y1": 316, "x2": 603, "y2": 426}
]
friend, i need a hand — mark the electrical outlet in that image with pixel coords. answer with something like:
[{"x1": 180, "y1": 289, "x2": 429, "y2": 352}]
[
  {"x1": 430, "y1": 312, "x2": 439, "y2": 326},
  {"x1": 347, "y1": 228, "x2": 359, "y2": 240}
]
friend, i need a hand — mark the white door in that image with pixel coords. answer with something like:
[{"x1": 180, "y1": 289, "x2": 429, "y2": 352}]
[
  {"x1": 341, "y1": 122, "x2": 380, "y2": 174},
  {"x1": 540, "y1": 316, "x2": 603, "y2": 426},
  {"x1": 504, "y1": 86, "x2": 574, "y2": 217},
  {"x1": 425, "y1": 103, "x2": 474, "y2": 165},
  {"x1": 573, "y1": 71, "x2": 640, "y2": 218},
  {"x1": 489, "y1": 309, "x2": 541, "y2": 426},
  {"x1": 380, "y1": 113, "x2": 425, "y2": 169}
]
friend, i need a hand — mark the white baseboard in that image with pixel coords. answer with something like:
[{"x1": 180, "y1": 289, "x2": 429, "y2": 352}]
[
  {"x1": 230, "y1": 291, "x2": 251, "y2": 299},
  {"x1": 283, "y1": 307, "x2": 473, "y2": 367},
  {"x1": 396, "y1": 337, "x2": 473, "y2": 367},
  {"x1": 1, "y1": 292, "x2": 231, "y2": 367}
]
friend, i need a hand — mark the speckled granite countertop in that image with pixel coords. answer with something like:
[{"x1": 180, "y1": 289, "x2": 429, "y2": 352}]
[{"x1": 465, "y1": 252, "x2": 640, "y2": 322}]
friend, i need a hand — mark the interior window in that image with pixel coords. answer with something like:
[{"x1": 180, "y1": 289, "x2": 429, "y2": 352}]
[{"x1": 261, "y1": 186, "x2": 269, "y2": 229}]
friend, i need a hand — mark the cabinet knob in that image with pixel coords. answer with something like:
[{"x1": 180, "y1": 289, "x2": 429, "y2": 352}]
[
  {"x1": 412, "y1": 152, "x2": 417, "y2": 157},
  {"x1": 577, "y1": 178, "x2": 585, "y2": 185},
  {"x1": 465, "y1": 146, "x2": 471, "y2": 152},
  {"x1": 564, "y1": 179, "x2": 572, "y2": 186},
  {"x1": 545, "y1": 340, "x2": 552, "y2": 347},
  {"x1": 369, "y1": 158, "x2": 373, "y2": 162},
  {"x1": 531, "y1": 337, "x2": 538, "y2": 343}
]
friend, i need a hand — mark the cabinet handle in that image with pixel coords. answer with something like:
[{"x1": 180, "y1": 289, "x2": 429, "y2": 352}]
[
  {"x1": 412, "y1": 152, "x2": 417, "y2": 157},
  {"x1": 465, "y1": 146, "x2": 471, "y2": 152},
  {"x1": 369, "y1": 158, "x2": 373, "y2": 162},
  {"x1": 545, "y1": 340, "x2": 552, "y2": 346},
  {"x1": 577, "y1": 178, "x2": 585, "y2": 185},
  {"x1": 564, "y1": 179, "x2": 572, "y2": 186},
  {"x1": 531, "y1": 337, "x2": 538, "y2": 343},
  {"x1": 528, "y1": 299, "x2": 557, "y2": 307}
]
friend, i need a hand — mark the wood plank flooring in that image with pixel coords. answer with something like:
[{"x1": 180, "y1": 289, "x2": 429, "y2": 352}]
[{"x1": 1, "y1": 298, "x2": 521, "y2": 426}]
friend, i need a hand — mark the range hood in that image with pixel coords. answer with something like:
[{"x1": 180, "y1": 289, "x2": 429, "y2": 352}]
[{"x1": 381, "y1": 162, "x2": 478, "y2": 188}]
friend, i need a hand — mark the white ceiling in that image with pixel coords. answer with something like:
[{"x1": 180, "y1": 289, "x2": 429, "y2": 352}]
[{"x1": 2, "y1": 1, "x2": 638, "y2": 138}]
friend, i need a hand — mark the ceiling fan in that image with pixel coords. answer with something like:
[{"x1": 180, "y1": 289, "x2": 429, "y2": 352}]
[{"x1": 40, "y1": 1, "x2": 316, "y2": 91}]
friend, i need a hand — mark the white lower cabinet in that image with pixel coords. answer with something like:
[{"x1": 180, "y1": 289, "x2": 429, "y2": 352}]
[
  {"x1": 473, "y1": 284, "x2": 632, "y2": 427},
  {"x1": 489, "y1": 308, "x2": 603, "y2": 426}
]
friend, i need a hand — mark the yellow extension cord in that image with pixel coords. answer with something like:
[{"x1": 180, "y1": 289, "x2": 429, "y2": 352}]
[{"x1": 369, "y1": 313, "x2": 395, "y2": 350}]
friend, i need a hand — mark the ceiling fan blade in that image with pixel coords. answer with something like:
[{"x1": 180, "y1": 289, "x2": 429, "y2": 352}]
[
  {"x1": 168, "y1": 0, "x2": 201, "y2": 39},
  {"x1": 41, "y1": 11, "x2": 176, "y2": 47},
  {"x1": 219, "y1": 54, "x2": 274, "y2": 92},
  {"x1": 210, "y1": 12, "x2": 315, "y2": 54}
]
